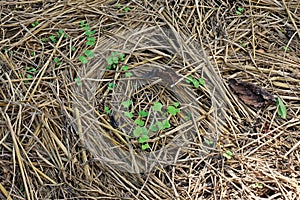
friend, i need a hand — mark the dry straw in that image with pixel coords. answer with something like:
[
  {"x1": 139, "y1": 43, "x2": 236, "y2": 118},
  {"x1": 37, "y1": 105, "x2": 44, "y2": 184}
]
[{"x1": 0, "y1": 0, "x2": 299, "y2": 199}]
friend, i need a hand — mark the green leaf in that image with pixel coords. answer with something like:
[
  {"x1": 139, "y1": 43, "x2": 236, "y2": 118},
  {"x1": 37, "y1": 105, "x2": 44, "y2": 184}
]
[
  {"x1": 85, "y1": 30, "x2": 95, "y2": 37},
  {"x1": 256, "y1": 183, "x2": 263, "y2": 189},
  {"x1": 138, "y1": 110, "x2": 149, "y2": 117},
  {"x1": 276, "y1": 97, "x2": 287, "y2": 119},
  {"x1": 121, "y1": 100, "x2": 132, "y2": 108},
  {"x1": 57, "y1": 29, "x2": 67, "y2": 38},
  {"x1": 125, "y1": 72, "x2": 133, "y2": 77},
  {"x1": 116, "y1": 3, "x2": 121, "y2": 9},
  {"x1": 74, "y1": 77, "x2": 82, "y2": 86},
  {"x1": 204, "y1": 139, "x2": 214, "y2": 146},
  {"x1": 112, "y1": 57, "x2": 119, "y2": 64},
  {"x1": 49, "y1": 35, "x2": 57, "y2": 43},
  {"x1": 162, "y1": 119, "x2": 171, "y2": 129},
  {"x1": 54, "y1": 57, "x2": 61, "y2": 66},
  {"x1": 192, "y1": 79, "x2": 200, "y2": 88},
  {"x1": 86, "y1": 37, "x2": 95, "y2": 46},
  {"x1": 223, "y1": 150, "x2": 233, "y2": 160},
  {"x1": 124, "y1": 111, "x2": 133, "y2": 119},
  {"x1": 150, "y1": 125, "x2": 158, "y2": 132},
  {"x1": 71, "y1": 46, "x2": 76, "y2": 51},
  {"x1": 138, "y1": 135, "x2": 149, "y2": 143},
  {"x1": 79, "y1": 20, "x2": 85, "y2": 27},
  {"x1": 134, "y1": 119, "x2": 145, "y2": 126},
  {"x1": 198, "y1": 77, "x2": 205, "y2": 86},
  {"x1": 167, "y1": 105, "x2": 180, "y2": 115},
  {"x1": 104, "y1": 106, "x2": 111, "y2": 114},
  {"x1": 121, "y1": 65, "x2": 129, "y2": 71},
  {"x1": 106, "y1": 57, "x2": 113, "y2": 65},
  {"x1": 173, "y1": 102, "x2": 179, "y2": 107},
  {"x1": 124, "y1": 6, "x2": 130, "y2": 12},
  {"x1": 133, "y1": 126, "x2": 147, "y2": 137},
  {"x1": 153, "y1": 102, "x2": 163, "y2": 112},
  {"x1": 186, "y1": 75, "x2": 193, "y2": 83},
  {"x1": 79, "y1": 55, "x2": 88, "y2": 64},
  {"x1": 31, "y1": 21, "x2": 39, "y2": 27},
  {"x1": 141, "y1": 143, "x2": 150, "y2": 150},
  {"x1": 111, "y1": 52, "x2": 118, "y2": 57},
  {"x1": 108, "y1": 82, "x2": 115, "y2": 90},
  {"x1": 84, "y1": 50, "x2": 95, "y2": 58},
  {"x1": 41, "y1": 37, "x2": 46, "y2": 42},
  {"x1": 155, "y1": 121, "x2": 164, "y2": 130},
  {"x1": 119, "y1": 53, "x2": 125, "y2": 61},
  {"x1": 26, "y1": 74, "x2": 33, "y2": 79}
]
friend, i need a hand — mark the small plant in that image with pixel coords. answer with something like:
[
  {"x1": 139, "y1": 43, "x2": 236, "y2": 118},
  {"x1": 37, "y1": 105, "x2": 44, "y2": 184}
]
[
  {"x1": 25, "y1": 66, "x2": 37, "y2": 81},
  {"x1": 49, "y1": 35, "x2": 57, "y2": 43},
  {"x1": 54, "y1": 57, "x2": 61, "y2": 66},
  {"x1": 106, "y1": 52, "x2": 126, "y2": 70},
  {"x1": 186, "y1": 76, "x2": 205, "y2": 88},
  {"x1": 74, "y1": 77, "x2": 82, "y2": 86},
  {"x1": 108, "y1": 82, "x2": 115, "y2": 90},
  {"x1": 84, "y1": 50, "x2": 95, "y2": 58},
  {"x1": 30, "y1": 51, "x2": 35, "y2": 57},
  {"x1": 236, "y1": 7, "x2": 244, "y2": 15},
  {"x1": 240, "y1": 41, "x2": 247, "y2": 47},
  {"x1": 104, "y1": 106, "x2": 111, "y2": 114},
  {"x1": 223, "y1": 150, "x2": 233, "y2": 159},
  {"x1": 124, "y1": 6, "x2": 131, "y2": 12},
  {"x1": 282, "y1": 45, "x2": 290, "y2": 51},
  {"x1": 31, "y1": 21, "x2": 39, "y2": 27},
  {"x1": 276, "y1": 97, "x2": 287, "y2": 119},
  {"x1": 41, "y1": 37, "x2": 46, "y2": 43},
  {"x1": 57, "y1": 29, "x2": 67, "y2": 38},
  {"x1": 153, "y1": 102, "x2": 163, "y2": 112},
  {"x1": 78, "y1": 55, "x2": 88, "y2": 64}
]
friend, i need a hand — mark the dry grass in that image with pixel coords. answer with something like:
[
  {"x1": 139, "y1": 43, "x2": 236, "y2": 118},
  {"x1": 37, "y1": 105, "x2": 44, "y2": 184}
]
[{"x1": 1, "y1": 0, "x2": 300, "y2": 199}]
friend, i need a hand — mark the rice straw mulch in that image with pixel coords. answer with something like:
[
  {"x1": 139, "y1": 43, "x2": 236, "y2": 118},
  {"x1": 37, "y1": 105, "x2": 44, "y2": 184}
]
[{"x1": 0, "y1": 0, "x2": 300, "y2": 199}]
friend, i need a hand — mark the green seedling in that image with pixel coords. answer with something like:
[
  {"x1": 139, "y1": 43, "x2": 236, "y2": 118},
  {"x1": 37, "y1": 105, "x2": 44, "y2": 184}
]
[
  {"x1": 49, "y1": 35, "x2": 57, "y2": 43},
  {"x1": 116, "y1": 3, "x2": 121, "y2": 9},
  {"x1": 54, "y1": 57, "x2": 61, "y2": 66},
  {"x1": 282, "y1": 45, "x2": 290, "y2": 51},
  {"x1": 106, "y1": 52, "x2": 125, "y2": 69},
  {"x1": 223, "y1": 150, "x2": 233, "y2": 159},
  {"x1": 26, "y1": 66, "x2": 37, "y2": 73},
  {"x1": 167, "y1": 105, "x2": 180, "y2": 115},
  {"x1": 119, "y1": 53, "x2": 125, "y2": 61},
  {"x1": 84, "y1": 50, "x2": 94, "y2": 58},
  {"x1": 31, "y1": 21, "x2": 39, "y2": 27},
  {"x1": 236, "y1": 7, "x2": 244, "y2": 15},
  {"x1": 124, "y1": 111, "x2": 134, "y2": 118},
  {"x1": 121, "y1": 100, "x2": 132, "y2": 109},
  {"x1": 71, "y1": 46, "x2": 76, "y2": 51},
  {"x1": 125, "y1": 72, "x2": 133, "y2": 77},
  {"x1": 30, "y1": 51, "x2": 35, "y2": 57},
  {"x1": 133, "y1": 126, "x2": 148, "y2": 137},
  {"x1": 85, "y1": 30, "x2": 96, "y2": 37},
  {"x1": 86, "y1": 37, "x2": 96, "y2": 46},
  {"x1": 108, "y1": 82, "x2": 115, "y2": 90},
  {"x1": 141, "y1": 143, "x2": 150, "y2": 150},
  {"x1": 124, "y1": 6, "x2": 130, "y2": 12},
  {"x1": 121, "y1": 65, "x2": 129, "y2": 71},
  {"x1": 104, "y1": 106, "x2": 111, "y2": 114},
  {"x1": 74, "y1": 77, "x2": 82, "y2": 86},
  {"x1": 255, "y1": 183, "x2": 263, "y2": 189},
  {"x1": 276, "y1": 97, "x2": 286, "y2": 119},
  {"x1": 57, "y1": 29, "x2": 67, "y2": 38},
  {"x1": 138, "y1": 110, "x2": 149, "y2": 117},
  {"x1": 41, "y1": 37, "x2": 46, "y2": 42},
  {"x1": 153, "y1": 102, "x2": 163, "y2": 112},
  {"x1": 240, "y1": 41, "x2": 247, "y2": 47},
  {"x1": 134, "y1": 119, "x2": 145, "y2": 126},
  {"x1": 186, "y1": 76, "x2": 205, "y2": 88},
  {"x1": 78, "y1": 55, "x2": 88, "y2": 64},
  {"x1": 204, "y1": 139, "x2": 214, "y2": 146}
]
